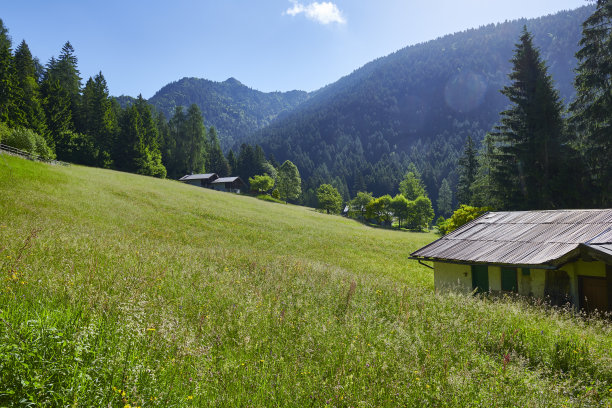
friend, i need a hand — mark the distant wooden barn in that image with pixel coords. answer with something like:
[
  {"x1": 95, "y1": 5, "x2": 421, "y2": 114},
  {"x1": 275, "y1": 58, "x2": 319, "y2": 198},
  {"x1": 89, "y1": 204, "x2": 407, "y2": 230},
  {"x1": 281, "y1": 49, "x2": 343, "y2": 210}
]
[
  {"x1": 411, "y1": 209, "x2": 612, "y2": 313},
  {"x1": 178, "y1": 173, "x2": 218, "y2": 188},
  {"x1": 211, "y1": 176, "x2": 245, "y2": 194},
  {"x1": 179, "y1": 173, "x2": 245, "y2": 194}
]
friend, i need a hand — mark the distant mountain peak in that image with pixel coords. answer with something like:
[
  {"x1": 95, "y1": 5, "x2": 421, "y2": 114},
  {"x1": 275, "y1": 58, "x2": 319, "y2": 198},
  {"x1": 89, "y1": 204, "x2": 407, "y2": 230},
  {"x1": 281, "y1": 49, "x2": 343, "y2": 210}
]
[{"x1": 223, "y1": 77, "x2": 243, "y2": 86}]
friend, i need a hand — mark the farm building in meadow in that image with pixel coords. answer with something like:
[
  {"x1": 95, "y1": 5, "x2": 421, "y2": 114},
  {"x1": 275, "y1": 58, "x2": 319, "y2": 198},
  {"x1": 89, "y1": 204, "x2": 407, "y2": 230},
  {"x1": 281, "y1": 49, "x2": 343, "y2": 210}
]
[
  {"x1": 179, "y1": 173, "x2": 219, "y2": 188},
  {"x1": 410, "y1": 209, "x2": 612, "y2": 313},
  {"x1": 211, "y1": 176, "x2": 245, "y2": 194}
]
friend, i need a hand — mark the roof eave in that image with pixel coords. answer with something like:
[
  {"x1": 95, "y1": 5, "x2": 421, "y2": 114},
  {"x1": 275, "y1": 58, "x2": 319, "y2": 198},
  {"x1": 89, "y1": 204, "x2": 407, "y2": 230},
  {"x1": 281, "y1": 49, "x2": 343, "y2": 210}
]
[{"x1": 408, "y1": 256, "x2": 560, "y2": 270}]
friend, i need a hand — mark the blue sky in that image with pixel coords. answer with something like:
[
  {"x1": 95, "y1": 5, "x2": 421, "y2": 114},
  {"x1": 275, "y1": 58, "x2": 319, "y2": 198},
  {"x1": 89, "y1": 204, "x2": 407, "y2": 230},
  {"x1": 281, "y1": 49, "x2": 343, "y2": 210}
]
[{"x1": 2, "y1": 0, "x2": 586, "y2": 98}]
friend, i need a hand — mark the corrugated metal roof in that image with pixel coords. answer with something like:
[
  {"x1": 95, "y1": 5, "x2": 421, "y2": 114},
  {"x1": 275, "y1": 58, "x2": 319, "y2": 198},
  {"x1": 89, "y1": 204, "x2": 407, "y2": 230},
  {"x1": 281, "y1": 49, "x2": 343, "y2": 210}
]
[
  {"x1": 179, "y1": 173, "x2": 217, "y2": 181},
  {"x1": 212, "y1": 177, "x2": 242, "y2": 183},
  {"x1": 411, "y1": 209, "x2": 612, "y2": 266}
]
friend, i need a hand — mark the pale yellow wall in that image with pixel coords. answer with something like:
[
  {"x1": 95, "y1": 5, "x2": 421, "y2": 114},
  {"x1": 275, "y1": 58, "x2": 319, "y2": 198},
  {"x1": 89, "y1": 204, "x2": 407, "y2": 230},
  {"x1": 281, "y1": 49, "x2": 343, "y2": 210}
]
[
  {"x1": 488, "y1": 266, "x2": 501, "y2": 292},
  {"x1": 525, "y1": 269, "x2": 547, "y2": 298},
  {"x1": 518, "y1": 269, "x2": 531, "y2": 296},
  {"x1": 434, "y1": 259, "x2": 609, "y2": 306},
  {"x1": 433, "y1": 262, "x2": 472, "y2": 292}
]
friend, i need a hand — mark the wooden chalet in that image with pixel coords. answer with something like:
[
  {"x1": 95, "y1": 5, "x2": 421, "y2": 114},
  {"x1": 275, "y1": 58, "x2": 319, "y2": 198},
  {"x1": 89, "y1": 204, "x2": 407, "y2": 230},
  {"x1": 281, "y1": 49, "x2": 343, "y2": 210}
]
[
  {"x1": 410, "y1": 209, "x2": 612, "y2": 313},
  {"x1": 211, "y1": 176, "x2": 245, "y2": 194},
  {"x1": 178, "y1": 173, "x2": 219, "y2": 188}
]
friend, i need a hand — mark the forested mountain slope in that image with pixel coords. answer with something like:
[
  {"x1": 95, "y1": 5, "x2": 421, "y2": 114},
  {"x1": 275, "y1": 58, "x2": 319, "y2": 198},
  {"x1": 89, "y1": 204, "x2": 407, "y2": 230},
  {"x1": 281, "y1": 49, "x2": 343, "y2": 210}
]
[
  {"x1": 148, "y1": 77, "x2": 309, "y2": 148},
  {"x1": 247, "y1": 6, "x2": 593, "y2": 206}
]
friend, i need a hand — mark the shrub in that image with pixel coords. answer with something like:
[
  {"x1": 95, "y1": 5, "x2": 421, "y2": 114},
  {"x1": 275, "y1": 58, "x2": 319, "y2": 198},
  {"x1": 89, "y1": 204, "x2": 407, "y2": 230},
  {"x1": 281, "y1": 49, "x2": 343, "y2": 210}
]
[
  {"x1": 0, "y1": 121, "x2": 10, "y2": 144},
  {"x1": 257, "y1": 194, "x2": 285, "y2": 204},
  {"x1": 438, "y1": 204, "x2": 491, "y2": 235},
  {"x1": 3, "y1": 128, "x2": 55, "y2": 160}
]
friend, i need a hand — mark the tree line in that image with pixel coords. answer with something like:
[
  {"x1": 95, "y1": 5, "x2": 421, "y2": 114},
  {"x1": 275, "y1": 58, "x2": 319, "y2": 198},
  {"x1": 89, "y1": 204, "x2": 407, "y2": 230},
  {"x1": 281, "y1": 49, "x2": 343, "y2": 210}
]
[
  {"x1": 312, "y1": 167, "x2": 435, "y2": 231},
  {"x1": 0, "y1": 19, "x2": 282, "y2": 187},
  {"x1": 314, "y1": 2, "x2": 612, "y2": 230},
  {"x1": 455, "y1": 3, "x2": 612, "y2": 212},
  {"x1": 246, "y1": 6, "x2": 593, "y2": 213}
]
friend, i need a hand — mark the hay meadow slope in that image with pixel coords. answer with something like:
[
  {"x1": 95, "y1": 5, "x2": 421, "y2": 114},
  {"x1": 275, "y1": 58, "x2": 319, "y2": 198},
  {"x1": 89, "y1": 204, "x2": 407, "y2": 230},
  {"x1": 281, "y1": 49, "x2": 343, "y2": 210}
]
[{"x1": 0, "y1": 156, "x2": 610, "y2": 407}]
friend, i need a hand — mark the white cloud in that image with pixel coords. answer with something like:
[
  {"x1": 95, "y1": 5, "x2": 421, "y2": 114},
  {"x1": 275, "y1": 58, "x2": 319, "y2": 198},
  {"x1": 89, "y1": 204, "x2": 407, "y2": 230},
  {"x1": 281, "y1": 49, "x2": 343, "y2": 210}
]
[{"x1": 284, "y1": 1, "x2": 346, "y2": 25}]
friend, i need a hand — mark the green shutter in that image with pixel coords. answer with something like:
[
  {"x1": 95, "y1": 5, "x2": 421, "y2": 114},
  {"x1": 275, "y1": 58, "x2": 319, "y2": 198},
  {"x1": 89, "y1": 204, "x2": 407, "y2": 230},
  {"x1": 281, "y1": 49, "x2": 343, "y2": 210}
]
[
  {"x1": 501, "y1": 267, "x2": 518, "y2": 292},
  {"x1": 471, "y1": 265, "x2": 489, "y2": 293}
]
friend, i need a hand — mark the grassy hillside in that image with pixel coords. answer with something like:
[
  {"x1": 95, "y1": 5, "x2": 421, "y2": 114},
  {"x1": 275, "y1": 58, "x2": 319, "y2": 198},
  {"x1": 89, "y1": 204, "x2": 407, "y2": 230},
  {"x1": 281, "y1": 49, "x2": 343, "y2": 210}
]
[{"x1": 0, "y1": 156, "x2": 610, "y2": 407}]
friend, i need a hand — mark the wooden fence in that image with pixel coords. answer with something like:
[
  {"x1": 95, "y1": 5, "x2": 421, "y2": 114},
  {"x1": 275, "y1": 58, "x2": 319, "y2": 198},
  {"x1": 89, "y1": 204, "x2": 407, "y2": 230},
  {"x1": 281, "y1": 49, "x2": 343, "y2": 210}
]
[{"x1": 0, "y1": 143, "x2": 69, "y2": 166}]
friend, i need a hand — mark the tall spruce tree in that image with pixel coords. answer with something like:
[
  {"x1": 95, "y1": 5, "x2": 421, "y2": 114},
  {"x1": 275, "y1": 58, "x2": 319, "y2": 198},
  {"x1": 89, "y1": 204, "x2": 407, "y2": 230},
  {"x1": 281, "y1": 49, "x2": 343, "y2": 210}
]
[
  {"x1": 133, "y1": 95, "x2": 165, "y2": 177},
  {"x1": 0, "y1": 19, "x2": 21, "y2": 127},
  {"x1": 490, "y1": 27, "x2": 568, "y2": 210},
  {"x1": 164, "y1": 105, "x2": 207, "y2": 178},
  {"x1": 44, "y1": 42, "x2": 81, "y2": 131},
  {"x1": 206, "y1": 127, "x2": 230, "y2": 176},
  {"x1": 40, "y1": 77, "x2": 72, "y2": 153},
  {"x1": 115, "y1": 105, "x2": 145, "y2": 172},
  {"x1": 226, "y1": 149, "x2": 237, "y2": 175},
  {"x1": 13, "y1": 40, "x2": 46, "y2": 135},
  {"x1": 184, "y1": 104, "x2": 207, "y2": 175},
  {"x1": 570, "y1": 0, "x2": 612, "y2": 206},
  {"x1": 456, "y1": 135, "x2": 477, "y2": 205},
  {"x1": 80, "y1": 72, "x2": 117, "y2": 166},
  {"x1": 471, "y1": 134, "x2": 499, "y2": 208},
  {"x1": 437, "y1": 178, "x2": 453, "y2": 217}
]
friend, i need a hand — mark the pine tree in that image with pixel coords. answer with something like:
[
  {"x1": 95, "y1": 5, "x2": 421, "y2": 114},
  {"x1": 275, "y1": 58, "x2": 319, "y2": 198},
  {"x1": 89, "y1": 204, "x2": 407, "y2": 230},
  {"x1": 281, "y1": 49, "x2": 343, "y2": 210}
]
[
  {"x1": 437, "y1": 178, "x2": 453, "y2": 217},
  {"x1": 490, "y1": 27, "x2": 567, "y2": 210},
  {"x1": 184, "y1": 104, "x2": 207, "y2": 175},
  {"x1": 133, "y1": 95, "x2": 165, "y2": 177},
  {"x1": 166, "y1": 106, "x2": 186, "y2": 178},
  {"x1": 456, "y1": 135, "x2": 477, "y2": 205},
  {"x1": 45, "y1": 42, "x2": 81, "y2": 130},
  {"x1": 80, "y1": 72, "x2": 117, "y2": 166},
  {"x1": 226, "y1": 149, "x2": 237, "y2": 175},
  {"x1": 0, "y1": 19, "x2": 21, "y2": 127},
  {"x1": 40, "y1": 77, "x2": 72, "y2": 153},
  {"x1": 236, "y1": 144, "x2": 259, "y2": 182},
  {"x1": 13, "y1": 40, "x2": 46, "y2": 135},
  {"x1": 207, "y1": 127, "x2": 230, "y2": 176},
  {"x1": 115, "y1": 105, "x2": 146, "y2": 172},
  {"x1": 471, "y1": 134, "x2": 499, "y2": 208},
  {"x1": 570, "y1": 0, "x2": 612, "y2": 206}
]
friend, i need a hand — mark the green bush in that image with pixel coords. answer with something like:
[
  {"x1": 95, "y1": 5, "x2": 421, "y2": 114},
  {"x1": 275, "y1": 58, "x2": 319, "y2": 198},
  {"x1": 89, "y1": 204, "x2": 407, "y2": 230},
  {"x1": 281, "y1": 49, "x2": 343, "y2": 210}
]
[
  {"x1": 257, "y1": 194, "x2": 285, "y2": 204},
  {"x1": 3, "y1": 128, "x2": 55, "y2": 160},
  {"x1": 0, "y1": 121, "x2": 10, "y2": 144},
  {"x1": 438, "y1": 204, "x2": 491, "y2": 235}
]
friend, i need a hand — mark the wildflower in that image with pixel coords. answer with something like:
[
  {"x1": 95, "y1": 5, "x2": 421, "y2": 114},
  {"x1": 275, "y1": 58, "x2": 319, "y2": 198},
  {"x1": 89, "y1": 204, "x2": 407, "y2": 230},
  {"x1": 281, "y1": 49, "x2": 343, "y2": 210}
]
[
  {"x1": 147, "y1": 328, "x2": 156, "y2": 332},
  {"x1": 124, "y1": 405, "x2": 131, "y2": 408},
  {"x1": 187, "y1": 395, "x2": 194, "y2": 400}
]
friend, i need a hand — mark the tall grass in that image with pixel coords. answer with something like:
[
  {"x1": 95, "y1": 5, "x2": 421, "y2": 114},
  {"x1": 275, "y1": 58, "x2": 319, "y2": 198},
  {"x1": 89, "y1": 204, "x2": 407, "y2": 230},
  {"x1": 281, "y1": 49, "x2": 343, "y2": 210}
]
[{"x1": 0, "y1": 155, "x2": 610, "y2": 406}]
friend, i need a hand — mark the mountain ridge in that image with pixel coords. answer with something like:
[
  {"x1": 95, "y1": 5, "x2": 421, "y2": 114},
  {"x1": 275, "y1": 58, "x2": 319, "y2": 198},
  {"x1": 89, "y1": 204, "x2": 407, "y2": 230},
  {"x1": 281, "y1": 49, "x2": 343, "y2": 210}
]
[
  {"x1": 146, "y1": 76, "x2": 309, "y2": 147},
  {"x1": 245, "y1": 5, "x2": 593, "y2": 206}
]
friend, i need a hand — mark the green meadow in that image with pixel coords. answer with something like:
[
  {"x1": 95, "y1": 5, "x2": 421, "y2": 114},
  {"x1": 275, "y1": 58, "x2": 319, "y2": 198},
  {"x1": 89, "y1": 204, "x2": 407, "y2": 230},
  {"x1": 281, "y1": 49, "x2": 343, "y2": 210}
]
[{"x1": 0, "y1": 155, "x2": 610, "y2": 407}]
